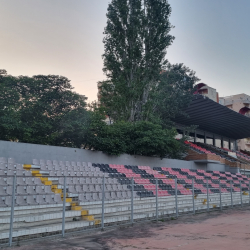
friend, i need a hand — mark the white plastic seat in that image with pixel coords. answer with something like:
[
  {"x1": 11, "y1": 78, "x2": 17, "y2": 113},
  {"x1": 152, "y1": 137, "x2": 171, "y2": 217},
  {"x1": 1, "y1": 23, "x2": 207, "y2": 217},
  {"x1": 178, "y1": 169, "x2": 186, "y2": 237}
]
[
  {"x1": 65, "y1": 161, "x2": 71, "y2": 167},
  {"x1": 75, "y1": 185, "x2": 82, "y2": 193},
  {"x1": 40, "y1": 159, "x2": 46, "y2": 165},
  {"x1": 87, "y1": 172, "x2": 94, "y2": 177},
  {"x1": 16, "y1": 196, "x2": 26, "y2": 206},
  {"x1": 66, "y1": 178, "x2": 73, "y2": 185},
  {"x1": 0, "y1": 157, "x2": 7, "y2": 163},
  {"x1": 82, "y1": 162, "x2": 87, "y2": 167},
  {"x1": 40, "y1": 165, "x2": 48, "y2": 171},
  {"x1": 87, "y1": 162, "x2": 92, "y2": 167},
  {"x1": 77, "y1": 162, "x2": 82, "y2": 167},
  {"x1": 16, "y1": 164, "x2": 23, "y2": 170},
  {"x1": 0, "y1": 163, "x2": 6, "y2": 170},
  {"x1": 106, "y1": 184, "x2": 112, "y2": 191},
  {"x1": 57, "y1": 171, "x2": 63, "y2": 176},
  {"x1": 98, "y1": 192, "x2": 103, "y2": 200},
  {"x1": 82, "y1": 185, "x2": 88, "y2": 192},
  {"x1": 86, "y1": 193, "x2": 93, "y2": 201},
  {"x1": 47, "y1": 165, "x2": 54, "y2": 171},
  {"x1": 32, "y1": 159, "x2": 39, "y2": 165},
  {"x1": 68, "y1": 185, "x2": 77, "y2": 193},
  {"x1": 110, "y1": 192, "x2": 116, "y2": 199},
  {"x1": 0, "y1": 177, "x2": 7, "y2": 185},
  {"x1": 27, "y1": 186, "x2": 36, "y2": 194},
  {"x1": 92, "y1": 193, "x2": 100, "y2": 201},
  {"x1": 45, "y1": 195, "x2": 55, "y2": 204},
  {"x1": 26, "y1": 195, "x2": 37, "y2": 205},
  {"x1": 0, "y1": 197, "x2": 6, "y2": 207},
  {"x1": 45, "y1": 186, "x2": 53, "y2": 194},
  {"x1": 107, "y1": 178, "x2": 113, "y2": 184},
  {"x1": 46, "y1": 160, "x2": 52, "y2": 165},
  {"x1": 78, "y1": 193, "x2": 86, "y2": 201},
  {"x1": 0, "y1": 186, "x2": 7, "y2": 195},
  {"x1": 91, "y1": 178, "x2": 97, "y2": 184},
  {"x1": 54, "y1": 165, "x2": 61, "y2": 171},
  {"x1": 116, "y1": 191, "x2": 122, "y2": 199},
  {"x1": 17, "y1": 186, "x2": 27, "y2": 195},
  {"x1": 95, "y1": 185, "x2": 102, "y2": 192},
  {"x1": 7, "y1": 177, "x2": 15, "y2": 185},
  {"x1": 71, "y1": 162, "x2": 76, "y2": 167},
  {"x1": 97, "y1": 178, "x2": 102, "y2": 184},
  {"x1": 6, "y1": 186, "x2": 14, "y2": 195},
  {"x1": 59, "y1": 161, "x2": 65, "y2": 166},
  {"x1": 0, "y1": 169, "x2": 5, "y2": 175},
  {"x1": 93, "y1": 172, "x2": 99, "y2": 177},
  {"x1": 7, "y1": 164, "x2": 15, "y2": 170},
  {"x1": 95, "y1": 167, "x2": 100, "y2": 172},
  {"x1": 53, "y1": 160, "x2": 58, "y2": 166},
  {"x1": 73, "y1": 178, "x2": 79, "y2": 184},
  {"x1": 25, "y1": 177, "x2": 34, "y2": 185},
  {"x1": 79, "y1": 178, "x2": 86, "y2": 184},
  {"x1": 127, "y1": 191, "x2": 132, "y2": 198},
  {"x1": 86, "y1": 178, "x2": 91, "y2": 184},
  {"x1": 58, "y1": 177, "x2": 64, "y2": 185},
  {"x1": 4, "y1": 196, "x2": 13, "y2": 206},
  {"x1": 7, "y1": 170, "x2": 14, "y2": 176},
  {"x1": 122, "y1": 184, "x2": 128, "y2": 190},
  {"x1": 53, "y1": 194, "x2": 62, "y2": 204},
  {"x1": 122, "y1": 191, "x2": 127, "y2": 198},
  {"x1": 89, "y1": 185, "x2": 95, "y2": 192},
  {"x1": 105, "y1": 192, "x2": 111, "y2": 200},
  {"x1": 68, "y1": 171, "x2": 75, "y2": 176},
  {"x1": 37, "y1": 195, "x2": 47, "y2": 205},
  {"x1": 82, "y1": 172, "x2": 88, "y2": 177},
  {"x1": 34, "y1": 178, "x2": 42, "y2": 185},
  {"x1": 16, "y1": 170, "x2": 25, "y2": 176},
  {"x1": 24, "y1": 171, "x2": 32, "y2": 176}
]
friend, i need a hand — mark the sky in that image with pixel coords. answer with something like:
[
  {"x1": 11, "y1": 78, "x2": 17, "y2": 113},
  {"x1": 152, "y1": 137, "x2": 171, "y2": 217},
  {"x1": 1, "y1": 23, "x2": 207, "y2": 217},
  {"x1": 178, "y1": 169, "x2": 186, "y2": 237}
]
[{"x1": 0, "y1": 0, "x2": 250, "y2": 102}]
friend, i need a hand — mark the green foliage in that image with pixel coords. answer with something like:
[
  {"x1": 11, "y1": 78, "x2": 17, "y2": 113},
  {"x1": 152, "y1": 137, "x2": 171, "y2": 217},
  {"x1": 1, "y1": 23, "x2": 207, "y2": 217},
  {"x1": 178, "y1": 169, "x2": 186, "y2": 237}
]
[
  {"x1": 85, "y1": 116, "x2": 187, "y2": 158},
  {"x1": 153, "y1": 63, "x2": 200, "y2": 125},
  {"x1": 0, "y1": 71, "x2": 89, "y2": 147},
  {"x1": 101, "y1": 0, "x2": 174, "y2": 122},
  {"x1": 0, "y1": 71, "x2": 21, "y2": 141}
]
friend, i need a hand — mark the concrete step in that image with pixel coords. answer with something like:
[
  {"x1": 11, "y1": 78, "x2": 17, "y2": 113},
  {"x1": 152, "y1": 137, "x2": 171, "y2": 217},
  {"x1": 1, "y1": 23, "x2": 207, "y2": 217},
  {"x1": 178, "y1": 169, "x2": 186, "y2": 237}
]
[{"x1": 0, "y1": 219, "x2": 92, "y2": 240}]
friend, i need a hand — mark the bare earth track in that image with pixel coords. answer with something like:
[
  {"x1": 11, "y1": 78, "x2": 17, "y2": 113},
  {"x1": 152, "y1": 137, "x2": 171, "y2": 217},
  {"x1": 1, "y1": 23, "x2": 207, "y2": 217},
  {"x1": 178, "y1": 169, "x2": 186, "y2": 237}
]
[{"x1": 2, "y1": 207, "x2": 250, "y2": 250}]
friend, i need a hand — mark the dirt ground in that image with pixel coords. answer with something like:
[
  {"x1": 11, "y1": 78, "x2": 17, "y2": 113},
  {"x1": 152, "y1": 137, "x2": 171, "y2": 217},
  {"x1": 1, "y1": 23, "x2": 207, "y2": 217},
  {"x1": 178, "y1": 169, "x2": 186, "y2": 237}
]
[{"x1": 2, "y1": 207, "x2": 250, "y2": 250}]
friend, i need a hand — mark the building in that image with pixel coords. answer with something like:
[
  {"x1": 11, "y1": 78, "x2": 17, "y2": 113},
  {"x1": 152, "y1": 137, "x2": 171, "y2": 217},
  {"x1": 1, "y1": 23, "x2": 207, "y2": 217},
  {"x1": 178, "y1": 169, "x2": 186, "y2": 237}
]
[
  {"x1": 194, "y1": 83, "x2": 219, "y2": 103},
  {"x1": 219, "y1": 94, "x2": 250, "y2": 151}
]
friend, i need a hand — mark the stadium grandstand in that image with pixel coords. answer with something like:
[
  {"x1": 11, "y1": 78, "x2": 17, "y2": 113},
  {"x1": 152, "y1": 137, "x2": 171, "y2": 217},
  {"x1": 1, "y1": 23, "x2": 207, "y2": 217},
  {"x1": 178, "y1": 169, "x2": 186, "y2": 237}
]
[{"x1": 2, "y1": 92, "x2": 250, "y2": 246}]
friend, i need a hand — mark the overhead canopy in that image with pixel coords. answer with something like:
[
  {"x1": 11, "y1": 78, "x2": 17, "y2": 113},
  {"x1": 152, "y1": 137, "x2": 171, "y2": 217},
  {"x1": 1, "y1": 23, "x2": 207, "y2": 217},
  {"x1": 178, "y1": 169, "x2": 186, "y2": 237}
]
[{"x1": 174, "y1": 94, "x2": 250, "y2": 140}]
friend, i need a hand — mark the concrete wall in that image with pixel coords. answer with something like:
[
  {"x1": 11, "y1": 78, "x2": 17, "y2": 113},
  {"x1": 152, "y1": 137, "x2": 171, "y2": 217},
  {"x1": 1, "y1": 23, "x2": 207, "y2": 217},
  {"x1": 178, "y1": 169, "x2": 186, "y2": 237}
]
[{"x1": 0, "y1": 140, "x2": 236, "y2": 172}]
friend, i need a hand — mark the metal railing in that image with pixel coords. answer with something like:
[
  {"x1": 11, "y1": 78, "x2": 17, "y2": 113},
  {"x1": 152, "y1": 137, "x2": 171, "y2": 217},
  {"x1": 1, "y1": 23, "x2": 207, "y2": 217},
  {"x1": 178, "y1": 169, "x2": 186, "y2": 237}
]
[{"x1": 0, "y1": 175, "x2": 249, "y2": 246}]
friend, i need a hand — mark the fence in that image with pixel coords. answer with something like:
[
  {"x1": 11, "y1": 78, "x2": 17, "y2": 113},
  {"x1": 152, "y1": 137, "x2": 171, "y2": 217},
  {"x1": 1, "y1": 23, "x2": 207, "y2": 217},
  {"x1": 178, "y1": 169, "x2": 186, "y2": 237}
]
[{"x1": 1, "y1": 175, "x2": 250, "y2": 246}]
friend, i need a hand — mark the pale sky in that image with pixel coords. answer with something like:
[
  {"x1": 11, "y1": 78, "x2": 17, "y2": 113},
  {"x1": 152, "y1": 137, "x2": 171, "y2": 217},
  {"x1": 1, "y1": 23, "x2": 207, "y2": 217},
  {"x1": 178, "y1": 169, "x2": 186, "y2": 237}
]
[{"x1": 0, "y1": 0, "x2": 249, "y2": 102}]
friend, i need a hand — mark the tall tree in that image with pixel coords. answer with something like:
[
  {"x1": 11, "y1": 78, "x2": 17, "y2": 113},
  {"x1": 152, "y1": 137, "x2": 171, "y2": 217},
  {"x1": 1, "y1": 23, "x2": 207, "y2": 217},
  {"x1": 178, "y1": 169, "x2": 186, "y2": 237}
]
[{"x1": 100, "y1": 0, "x2": 174, "y2": 122}]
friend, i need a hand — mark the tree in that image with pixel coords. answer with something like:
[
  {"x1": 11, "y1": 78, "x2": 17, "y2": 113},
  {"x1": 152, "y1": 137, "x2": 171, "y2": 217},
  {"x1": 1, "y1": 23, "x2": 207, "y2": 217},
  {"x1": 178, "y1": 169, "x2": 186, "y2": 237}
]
[
  {"x1": 85, "y1": 115, "x2": 187, "y2": 158},
  {"x1": 100, "y1": 0, "x2": 174, "y2": 122},
  {"x1": 0, "y1": 70, "x2": 21, "y2": 141},
  {"x1": 0, "y1": 72, "x2": 90, "y2": 147},
  {"x1": 152, "y1": 63, "x2": 200, "y2": 126}
]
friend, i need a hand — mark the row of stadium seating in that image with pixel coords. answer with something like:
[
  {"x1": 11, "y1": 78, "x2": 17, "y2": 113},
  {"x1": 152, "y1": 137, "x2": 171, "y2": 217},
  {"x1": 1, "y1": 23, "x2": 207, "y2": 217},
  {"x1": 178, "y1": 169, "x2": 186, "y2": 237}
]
[{"x1": 1, "y1": 156, "x2": 250, "y2": 242}]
